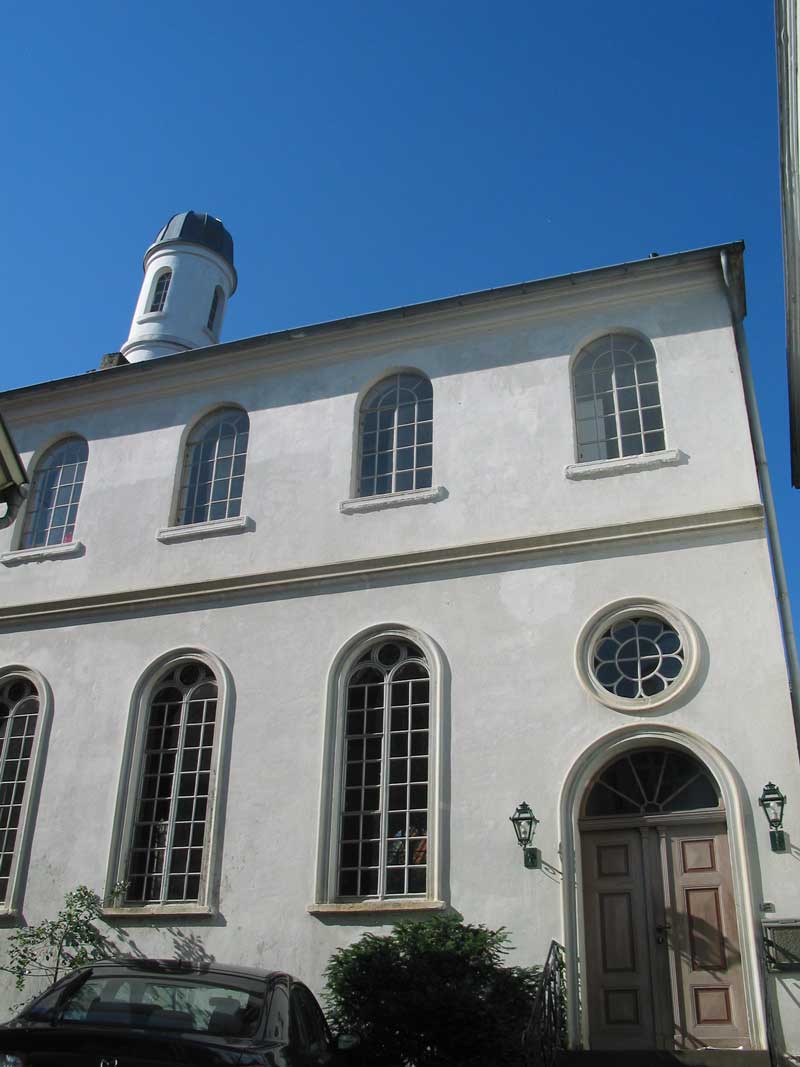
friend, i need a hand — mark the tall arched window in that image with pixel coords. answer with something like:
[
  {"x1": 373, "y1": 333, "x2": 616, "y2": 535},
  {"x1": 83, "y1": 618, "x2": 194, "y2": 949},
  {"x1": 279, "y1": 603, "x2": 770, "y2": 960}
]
[
  {"x1": 336, "y1": 638, "x2": 431, "y2": 899},
  {"x1": 149, "y1": 270, "x2": 172, "y2": 313},
  {"x1": 573, "y1": 334, "x2": 665, "y2": 462},
  {"x1": 357, "y1": 374, "x2": 433, "y2": 496},
  {"x1": 0, "y1": 670, "x2": 49, "y2": 912},
  {"x1": 125, "y1": 659, "x2": 219, "y2": 905},
  {"x1": 207, "y1": 287, "x2": 223, "y2": 332},
  {"x1": 176, "y1": 408, "x2": 249, "y2": 525},
  {"x1": 21, "y1": 437, "x2": 88, "y2": 549}
]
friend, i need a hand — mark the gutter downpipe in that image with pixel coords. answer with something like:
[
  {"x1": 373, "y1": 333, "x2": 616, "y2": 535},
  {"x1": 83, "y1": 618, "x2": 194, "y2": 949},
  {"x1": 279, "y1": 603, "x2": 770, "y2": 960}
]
[{"x1": 721, "y1": 248, "x2": 800, "y2": 761}]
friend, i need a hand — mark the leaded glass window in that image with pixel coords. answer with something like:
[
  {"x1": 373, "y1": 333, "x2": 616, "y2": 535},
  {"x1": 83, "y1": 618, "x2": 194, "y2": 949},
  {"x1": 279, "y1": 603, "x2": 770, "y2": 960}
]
[
  {"x1": 149, "y1": 270, "x2": 172, "y2": 313},
  {"x1": 357, "y1": 374, "x2": 433, "y2": 496},
  {"x1": 339, "y1": 639, "x2": 429, "y2": 899},
  {"x1": 176, "y1": 408, "x2": 249, "y2": 525},
  {"x1": 591, "y1": 615, "x2": 685, "y2": 700},
  {"x1": 21, "y1": 437, "x2": 88, "y2": 549},
  {"x1": 0, "y1": 676, "x2": 39, "y2": 903},
  {"x1": 584, "y1": 749, "x2": 719, "y2": 818},
  {"x1": 126, "y1": 661, "x2": 217, "y2": 904},
  {"x1": 573, "y1": 334, "x2": 665, "y2": 461}
]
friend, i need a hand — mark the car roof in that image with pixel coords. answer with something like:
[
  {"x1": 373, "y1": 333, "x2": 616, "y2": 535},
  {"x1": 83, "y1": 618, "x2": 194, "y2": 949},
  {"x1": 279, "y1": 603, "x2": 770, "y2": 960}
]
[{"x1": 82, "y1": 958, "x2": 287, "y2": 983}]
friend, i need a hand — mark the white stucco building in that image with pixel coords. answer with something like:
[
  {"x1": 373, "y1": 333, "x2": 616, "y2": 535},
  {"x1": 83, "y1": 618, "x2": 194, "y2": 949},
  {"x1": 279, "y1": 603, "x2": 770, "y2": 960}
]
[{"x1": 0, "y1": 213, "x2": 799, "y2": 1060}]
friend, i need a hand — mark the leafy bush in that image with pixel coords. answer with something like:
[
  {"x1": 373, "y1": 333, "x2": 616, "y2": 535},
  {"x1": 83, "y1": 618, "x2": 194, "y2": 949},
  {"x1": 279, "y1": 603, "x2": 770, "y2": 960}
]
[
  {"x1": 1, "y1": 885, "x2": 118, "y2": 994},
  {"x1": 324, "y1": 916, "x2": 540, "y2": 1067}
]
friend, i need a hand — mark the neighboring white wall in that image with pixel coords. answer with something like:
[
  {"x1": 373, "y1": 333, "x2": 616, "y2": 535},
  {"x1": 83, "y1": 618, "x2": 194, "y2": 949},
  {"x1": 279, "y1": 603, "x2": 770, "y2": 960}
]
[{"x1": 121, "y1": 242, "x2": 235, "y2": 362}]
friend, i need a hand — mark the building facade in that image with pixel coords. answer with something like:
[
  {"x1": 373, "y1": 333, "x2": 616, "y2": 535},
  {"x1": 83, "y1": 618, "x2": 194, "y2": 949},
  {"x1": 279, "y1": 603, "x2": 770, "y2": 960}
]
[{"x1": 0, "y1": 217, "x2": 798, "y2": 1058}]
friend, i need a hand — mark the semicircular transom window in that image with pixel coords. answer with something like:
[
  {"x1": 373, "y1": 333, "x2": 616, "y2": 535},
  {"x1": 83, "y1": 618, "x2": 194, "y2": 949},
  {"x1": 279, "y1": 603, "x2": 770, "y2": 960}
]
[
  {"x1": 592, "y1": 615, "x2": 685, "y2": 700},
  {"x1": 585, "y1": 749, "x2": 720, "y2": 818}
]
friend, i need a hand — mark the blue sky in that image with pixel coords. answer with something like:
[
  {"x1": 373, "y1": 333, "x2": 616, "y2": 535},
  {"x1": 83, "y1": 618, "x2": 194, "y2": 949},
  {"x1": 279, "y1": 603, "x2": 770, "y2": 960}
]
[{"x1": 1, "y1": 2, "x2": 796, "y2": 615}]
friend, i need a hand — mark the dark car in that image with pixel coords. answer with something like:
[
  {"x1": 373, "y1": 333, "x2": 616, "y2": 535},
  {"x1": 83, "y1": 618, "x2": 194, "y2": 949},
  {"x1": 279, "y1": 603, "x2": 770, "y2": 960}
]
[{"x1": 0, "y1": 958, "x2": 359, "y2": 1066}]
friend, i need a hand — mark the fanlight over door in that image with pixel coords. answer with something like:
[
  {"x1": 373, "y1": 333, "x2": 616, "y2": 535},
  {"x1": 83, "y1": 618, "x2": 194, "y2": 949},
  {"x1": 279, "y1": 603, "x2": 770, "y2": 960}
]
[{"x1": 580, "y1": 748, "x2": 751, "y2": 1052}]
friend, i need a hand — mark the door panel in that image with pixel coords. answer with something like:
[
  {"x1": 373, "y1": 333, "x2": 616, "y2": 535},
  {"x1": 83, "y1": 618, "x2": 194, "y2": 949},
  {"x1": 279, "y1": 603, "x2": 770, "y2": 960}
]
[
  {"x1": 665, "y1": 823, "x2": 750, "y2": 1050},
  {"x1": 581, "y1": 829, "x2": 657, "y2": 1049}
]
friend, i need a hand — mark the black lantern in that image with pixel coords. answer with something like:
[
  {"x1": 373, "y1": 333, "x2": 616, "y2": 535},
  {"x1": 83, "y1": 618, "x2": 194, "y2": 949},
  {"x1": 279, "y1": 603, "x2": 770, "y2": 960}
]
[
  {"x1": 509, "y1": 802, "x2": 541, "y2": 869},
  {"x1": 759, "y1": 782, "x2": 787, "y2": 853}
]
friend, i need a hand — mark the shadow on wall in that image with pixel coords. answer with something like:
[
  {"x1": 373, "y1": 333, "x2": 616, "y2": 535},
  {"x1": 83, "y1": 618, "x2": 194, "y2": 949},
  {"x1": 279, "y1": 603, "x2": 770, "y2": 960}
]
[{"x1": 110, "y1": 921, "x2": 218, "y2": 966}]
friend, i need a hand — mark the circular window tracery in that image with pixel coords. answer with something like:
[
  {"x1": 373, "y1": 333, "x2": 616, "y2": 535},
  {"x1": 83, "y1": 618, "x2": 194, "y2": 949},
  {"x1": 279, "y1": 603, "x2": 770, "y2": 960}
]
[
  {"x1": 576, "y1": 600, "x2": 698, "y2": 712},
  {"x1": 593, "y1": 616, "x2": 685, "y2": 699}
]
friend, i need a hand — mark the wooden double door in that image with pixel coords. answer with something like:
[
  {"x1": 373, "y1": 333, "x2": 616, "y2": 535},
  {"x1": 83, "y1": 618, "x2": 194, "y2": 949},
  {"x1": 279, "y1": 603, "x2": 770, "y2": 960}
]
[{"x1": 581, "y1": 818, "x2": 751, "y2": 1051}]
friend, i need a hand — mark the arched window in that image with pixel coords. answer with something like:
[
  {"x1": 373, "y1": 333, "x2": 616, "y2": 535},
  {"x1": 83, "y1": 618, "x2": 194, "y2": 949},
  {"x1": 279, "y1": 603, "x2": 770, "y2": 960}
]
[
  {"x1": 357, "y1": 374, "x2": 433, "y2": 496},
  {"x1": 573, "y1": 334, "x2": 664, "y2": 462},
  {"x1": 0, "y1": 670, "x2": 49, "y2": 911},
  {"x1": 584, "y1": 748, "x2": 720, "y2": 818},
  {"x1": 336, "y1": 638, "x2": 431, "y2": 899},
  {"x1": 176, "y1": 408, "x2": 249, "y2": 525},
  {"x1": 149, "y1": 270, "x2": 172, "y2": 313},
  {"x1": 125, "y1": 659, "x2": 219, "y2": 905},
  {"x1": 21, "y1": 437, "x2": 88, "y2": 549},
  {"x1": 207, "y1": 287, "x2": 223, "y2": 332}
]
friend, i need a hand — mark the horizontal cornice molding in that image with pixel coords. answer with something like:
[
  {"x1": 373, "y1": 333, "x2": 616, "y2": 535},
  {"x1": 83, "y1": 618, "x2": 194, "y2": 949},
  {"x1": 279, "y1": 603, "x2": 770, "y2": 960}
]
[
  {"x1": 3, "y1": 252, "x2": 729, "y2": 427},
  {"x1": 0, "y1": 504, "x2": 764, "y2": 626}
]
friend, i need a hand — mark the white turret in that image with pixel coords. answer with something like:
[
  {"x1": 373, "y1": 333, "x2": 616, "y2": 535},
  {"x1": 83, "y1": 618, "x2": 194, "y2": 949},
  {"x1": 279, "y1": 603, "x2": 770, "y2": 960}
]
[{"x1": 121, "y1": 212, "x2": 237, "y2": 363}]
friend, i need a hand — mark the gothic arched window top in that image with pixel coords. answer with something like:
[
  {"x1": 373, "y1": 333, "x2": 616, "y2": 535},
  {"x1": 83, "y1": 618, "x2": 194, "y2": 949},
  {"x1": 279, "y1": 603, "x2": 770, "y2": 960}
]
[
  {"x1": 584, "y1": 748, "x2": 720, "y2": 819},
  {"x1": 126, "y1": 660, "x2": 219, "y2": 905},
  {"x1": 338, "y1": 638, "x2": 431, "y2": 899},
  {"x1": 573, "y1": 333, "x2": 664, "y2": 462},
  {"x1": 149, "y1": 269, "x2": 172, "y2": 313},
  {"x1": 207, "y1": 287, "x2": 223, "y2": 332},
  {"x1": 357, "y1": 373, "x2": 433, "y2": 497},
  {"x1": 176, "y1": 407, "x2": 249, "y2": 526},
  {"x1": 21, "y1": 436, "x2": 88, "y2": 549}
]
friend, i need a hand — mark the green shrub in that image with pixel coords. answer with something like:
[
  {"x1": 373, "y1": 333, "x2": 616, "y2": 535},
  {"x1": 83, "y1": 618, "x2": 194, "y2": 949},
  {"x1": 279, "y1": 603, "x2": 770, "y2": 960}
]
[{"x1": 324, "y1": 916, "x2": 540, "y2": 1067}]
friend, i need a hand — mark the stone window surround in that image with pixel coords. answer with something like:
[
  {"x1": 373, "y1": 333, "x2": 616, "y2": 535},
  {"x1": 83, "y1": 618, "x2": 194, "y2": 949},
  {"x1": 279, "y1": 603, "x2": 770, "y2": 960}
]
[{"x1": 574, "y1": 597, "x2": 700, "y2": 714}]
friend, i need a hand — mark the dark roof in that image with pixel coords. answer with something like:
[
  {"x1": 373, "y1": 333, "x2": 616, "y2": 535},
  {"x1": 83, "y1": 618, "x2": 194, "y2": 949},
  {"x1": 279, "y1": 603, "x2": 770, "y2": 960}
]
[{"x1": 152, "y1": 212, "x2": 234, "y2": 272}]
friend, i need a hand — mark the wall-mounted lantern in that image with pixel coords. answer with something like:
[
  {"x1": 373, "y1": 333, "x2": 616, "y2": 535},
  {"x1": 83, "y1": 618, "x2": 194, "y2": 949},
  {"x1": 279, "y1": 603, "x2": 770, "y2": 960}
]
[
  {"x1": 759, "y1": 782, "x2": 788, "y2": 853},
  {"x1": 509, "y1": 802, "x2": 541, "y2": 869}
]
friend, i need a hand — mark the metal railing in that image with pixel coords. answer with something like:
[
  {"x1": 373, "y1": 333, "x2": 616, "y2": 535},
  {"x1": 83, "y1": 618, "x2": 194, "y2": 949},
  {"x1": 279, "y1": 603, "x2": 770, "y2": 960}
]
[{"x1": 523, "y1": 940, "x2": 566, "y2": 1067}]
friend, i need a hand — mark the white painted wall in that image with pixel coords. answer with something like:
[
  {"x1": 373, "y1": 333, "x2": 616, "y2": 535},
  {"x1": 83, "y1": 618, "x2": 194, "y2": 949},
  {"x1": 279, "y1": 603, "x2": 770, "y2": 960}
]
[{"x1": 0, "y1": 250, "x2": 797, "y2": 1053}]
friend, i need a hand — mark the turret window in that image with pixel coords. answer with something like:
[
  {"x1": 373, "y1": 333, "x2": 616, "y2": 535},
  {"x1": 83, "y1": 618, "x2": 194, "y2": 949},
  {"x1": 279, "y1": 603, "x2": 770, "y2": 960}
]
[
  {"x1": 207, "y1": 288, "x2": 223, "y2": 332},
  {"x1": 149, "y1": 270, "x2": 172, "y2": 313},
  {"x1": 177, "y1": 408, "x2": 249, "y2": 525},
  {"x1": 21, "y1": 437, "x2": 88, "y2": 549}
]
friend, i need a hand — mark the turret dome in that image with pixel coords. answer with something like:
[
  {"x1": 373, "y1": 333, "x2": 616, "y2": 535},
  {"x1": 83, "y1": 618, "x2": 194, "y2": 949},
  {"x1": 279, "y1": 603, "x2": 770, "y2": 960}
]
[{"x1": 151, "y1": 212, "x2": 235, "y2": 276}]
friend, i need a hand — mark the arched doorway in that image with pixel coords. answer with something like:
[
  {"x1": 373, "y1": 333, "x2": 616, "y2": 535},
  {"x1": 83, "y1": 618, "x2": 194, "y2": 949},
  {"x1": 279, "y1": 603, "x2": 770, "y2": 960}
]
[{"x1": 579, "y1": 746, "x2": 751, "y2": 1051}]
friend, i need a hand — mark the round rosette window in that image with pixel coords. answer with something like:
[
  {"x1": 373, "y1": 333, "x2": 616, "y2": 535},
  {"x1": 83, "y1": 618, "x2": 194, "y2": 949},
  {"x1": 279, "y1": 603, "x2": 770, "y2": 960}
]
[{"x1": 576, "y1": 601, "x2": 698, "y2": 712}]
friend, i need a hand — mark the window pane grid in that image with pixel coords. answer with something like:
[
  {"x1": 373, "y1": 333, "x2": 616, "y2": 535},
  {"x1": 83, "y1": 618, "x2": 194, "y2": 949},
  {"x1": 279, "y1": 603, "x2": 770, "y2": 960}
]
[
  {"x1": 338, "y1": 641, "x2": 429, "y2": 899},
  {"x1": 573, "y1": 336, "x2": 664, "y2": 462},
  {"x1": 358, "y1": 375, "x2": 433, "y2": 497},
  {"x1": 0, "y1": 679, "x2": 38, "y2": 903},
  {"x1": 127, "y1": 664, "x2": 217, "y2": 905},
  {"x1": 22, "y1": 439, "x2": 88, "y2": 549},
  {"x1": 177, "y1": 410, "x2": 249, "y2": 526},
  {"x1": 149, "y1": 271, "x2": 172, "y2": 313}
]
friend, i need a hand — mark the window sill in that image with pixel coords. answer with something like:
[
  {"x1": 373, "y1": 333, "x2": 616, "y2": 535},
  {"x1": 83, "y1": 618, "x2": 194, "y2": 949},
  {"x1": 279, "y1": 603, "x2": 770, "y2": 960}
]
[
  {"x1": 565, "y1": 449, "x2": 686, "y2": 480},
  {"x1": 1, "y1": 541, "x2": 85, "y2": 566},
  {"x1": 340, "y1": 486, "x2": 447, "y2": 514},
  {"x1": 307, "y1": 900, "x2": 448, "y2": 915},
  {"x1": 102, "y1": 905, "x2": 215, "y2": 920},
  {"x1": 156, "y1": 515, "x2": 254, "y2": 543}
]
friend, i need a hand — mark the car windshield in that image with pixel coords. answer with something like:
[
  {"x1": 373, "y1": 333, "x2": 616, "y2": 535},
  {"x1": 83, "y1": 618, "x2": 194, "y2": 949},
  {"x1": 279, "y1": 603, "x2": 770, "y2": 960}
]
[{"x1": 54, "y1": 972, "x2": 265, "y2": 1038}]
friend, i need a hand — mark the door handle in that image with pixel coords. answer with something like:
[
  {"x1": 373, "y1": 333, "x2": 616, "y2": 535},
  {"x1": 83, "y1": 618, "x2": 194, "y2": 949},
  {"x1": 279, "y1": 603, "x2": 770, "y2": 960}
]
[{"x1": 655, "y1": 922, "x2": 671, "y2": 944}]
